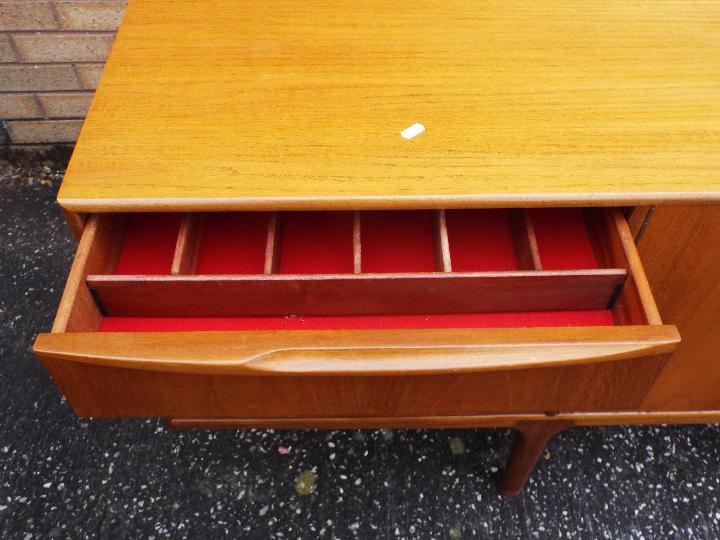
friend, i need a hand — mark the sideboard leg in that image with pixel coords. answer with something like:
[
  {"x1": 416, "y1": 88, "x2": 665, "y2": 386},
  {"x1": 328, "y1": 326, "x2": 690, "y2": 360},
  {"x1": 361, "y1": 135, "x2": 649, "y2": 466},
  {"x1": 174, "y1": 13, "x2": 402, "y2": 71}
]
[
  {"x1": 499, "y1": 420, "x2": 574, "y2": 497},
  {"x1": 61, "y1": 209, "x2": 87, "y2": 240}
]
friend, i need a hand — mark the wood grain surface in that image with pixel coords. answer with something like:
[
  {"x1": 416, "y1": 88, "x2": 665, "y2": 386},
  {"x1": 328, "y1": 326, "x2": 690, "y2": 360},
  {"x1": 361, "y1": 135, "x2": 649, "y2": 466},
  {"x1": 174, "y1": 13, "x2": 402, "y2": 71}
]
[
  {"x1": 86, "y1": 270, "x2": 627, "y2": 317},
  {"x1": 640, "y1": 207, "x2": 720, "y2": 411},
  {"x1": 34, "y1": 346, "x2": 673, "y2": 417},
  {"x1": 34, "y1": 325, "x2": 678, "y2": 376},
  {"x1": 51, "y1": 214, "x2": 125, "y2": 333},
  {"x1": 58, "y1": 0, "x2": 720, "y2": 212}
]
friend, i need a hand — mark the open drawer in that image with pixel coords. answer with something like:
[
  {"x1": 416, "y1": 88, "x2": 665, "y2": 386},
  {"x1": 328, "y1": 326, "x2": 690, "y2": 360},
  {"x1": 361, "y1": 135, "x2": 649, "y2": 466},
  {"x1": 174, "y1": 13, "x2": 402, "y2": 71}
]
[{"x1": 34, "y1": 208, "x2": 679, "y2": 419}]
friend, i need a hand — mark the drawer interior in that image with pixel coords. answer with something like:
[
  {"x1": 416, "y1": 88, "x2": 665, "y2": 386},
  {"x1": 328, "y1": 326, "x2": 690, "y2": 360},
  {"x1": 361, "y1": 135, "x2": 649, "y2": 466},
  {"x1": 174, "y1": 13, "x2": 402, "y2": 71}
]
[
  {"x1": 112, "y1": 208, "x2": 600, "y2": 275},
  {"x1": 54, "y1": 208, "x2": 660, "y2": 334}
]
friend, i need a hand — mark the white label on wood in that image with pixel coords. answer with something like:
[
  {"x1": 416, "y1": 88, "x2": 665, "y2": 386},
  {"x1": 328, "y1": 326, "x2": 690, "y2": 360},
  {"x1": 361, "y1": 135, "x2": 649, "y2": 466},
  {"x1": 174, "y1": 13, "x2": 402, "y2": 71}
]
[{"x1": 400, "y1": 123, "x2": 425, "y2": 140}]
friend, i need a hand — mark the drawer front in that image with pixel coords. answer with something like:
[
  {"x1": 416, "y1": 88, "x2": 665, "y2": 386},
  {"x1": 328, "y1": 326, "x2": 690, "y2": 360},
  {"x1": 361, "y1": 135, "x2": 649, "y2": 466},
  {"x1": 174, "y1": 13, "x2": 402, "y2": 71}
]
[
  {"x1": 35, "y1": 207, "x2": 679, "y2": 419},
  {"x1": 36, "y1": 326, "x2": 677, "y2": 418},
  {"x1": 43, "y1": 354, "x2": 669, "y2": 418}
]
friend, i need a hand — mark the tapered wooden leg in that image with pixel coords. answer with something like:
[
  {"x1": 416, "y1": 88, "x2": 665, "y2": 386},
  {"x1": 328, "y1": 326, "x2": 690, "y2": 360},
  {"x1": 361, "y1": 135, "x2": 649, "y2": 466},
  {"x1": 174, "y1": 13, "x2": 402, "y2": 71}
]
[{"x1": 499, "y1": 420, "x2": 574, "y2": 496}]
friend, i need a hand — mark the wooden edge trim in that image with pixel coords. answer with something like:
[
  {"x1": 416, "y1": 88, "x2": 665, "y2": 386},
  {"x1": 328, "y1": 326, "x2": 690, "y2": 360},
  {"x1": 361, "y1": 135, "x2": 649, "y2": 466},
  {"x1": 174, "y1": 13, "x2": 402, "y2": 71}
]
[
  {"x1": 353, "y1": 210, "x2": 362, "y2": 273},
  {"x1": 33, "y1": 324, "x2": 679, "y2": 376},
  {"x1": 57, "y1": 193, "x2": 720, "y2": 215},
  {"x1": 510, "y1": 209, "x2": 542, "y2": 270},
  {"x1": 164, "y1": 410, "x2": 720, "y2": 430},
  {"x1": 433, "y1": 209, "x2": 452, "y2": 272},
  {"x1": 263, "y1": 212, "x2": 281, "y2": 274},
  {"x1": 171, "y1": 213, "x2": 204, "y2": 275},
  {"x1": 89, "y1": 268, "x2": 628, "y2": 282},
  {"x1": 611, "y1": 209, "x2": 663, "y2": 325}
]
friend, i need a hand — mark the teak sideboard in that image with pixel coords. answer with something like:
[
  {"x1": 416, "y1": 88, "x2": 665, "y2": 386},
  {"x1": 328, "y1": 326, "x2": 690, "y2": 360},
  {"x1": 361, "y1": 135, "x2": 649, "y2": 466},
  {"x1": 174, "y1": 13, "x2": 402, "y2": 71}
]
[{"x1": 32, "y1": 0, "x2": 720, "y2": 495}]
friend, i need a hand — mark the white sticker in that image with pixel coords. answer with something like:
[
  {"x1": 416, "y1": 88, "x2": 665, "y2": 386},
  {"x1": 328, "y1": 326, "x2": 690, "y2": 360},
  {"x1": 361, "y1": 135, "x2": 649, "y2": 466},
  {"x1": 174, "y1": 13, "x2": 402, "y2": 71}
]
[{"x1": 401, "y1": 122, "x2": 425, "y2": 140}]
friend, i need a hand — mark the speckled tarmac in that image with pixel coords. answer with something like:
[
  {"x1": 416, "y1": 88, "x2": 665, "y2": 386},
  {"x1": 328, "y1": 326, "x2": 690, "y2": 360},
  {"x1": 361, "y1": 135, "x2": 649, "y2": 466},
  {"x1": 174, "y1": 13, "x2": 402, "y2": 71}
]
[{"x1": 2, "y1": 181, "x2": 720, "y2": 539}]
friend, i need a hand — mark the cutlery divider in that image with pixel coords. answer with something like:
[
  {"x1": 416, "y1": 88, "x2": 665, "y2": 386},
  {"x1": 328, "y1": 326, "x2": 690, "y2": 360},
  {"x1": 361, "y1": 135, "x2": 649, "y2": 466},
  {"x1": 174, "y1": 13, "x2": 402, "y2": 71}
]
[
  {"x1": 352, "y1": 211, "x2": 362, "y2": 274},
  {"x1": 86, "y1": 270, "x2": 627, "y2": 318},
  {"x1": 263, "y1": 212, "x2": 281, "y2": 275},
  {"x1": 93, "y1": 208, "x2": 635, "y2": 319},
  {"x1": 509, "y1": 209, "x2": 543, "y2": 270},
  {"x1": 171, "y1": 213, "x2": 204, "y2": 275},
  {"x1": 433, "y1": 210, "x2": 453, "y2": 273}
]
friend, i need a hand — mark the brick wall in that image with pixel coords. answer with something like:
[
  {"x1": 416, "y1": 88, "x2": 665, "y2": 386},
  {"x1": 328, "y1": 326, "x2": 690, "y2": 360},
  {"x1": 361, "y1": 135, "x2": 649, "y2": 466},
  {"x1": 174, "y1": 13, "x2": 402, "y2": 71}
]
[{"x1": 1, "y1": 0, "x2": 126, "y2": 145}]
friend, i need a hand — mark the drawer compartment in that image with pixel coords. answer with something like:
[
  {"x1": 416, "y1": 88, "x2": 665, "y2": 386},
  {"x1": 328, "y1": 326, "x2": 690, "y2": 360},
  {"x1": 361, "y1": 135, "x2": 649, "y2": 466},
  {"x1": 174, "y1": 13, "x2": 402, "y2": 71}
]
[{"x1": 34, "y1": 208, "x2": 679, "y2": 419}]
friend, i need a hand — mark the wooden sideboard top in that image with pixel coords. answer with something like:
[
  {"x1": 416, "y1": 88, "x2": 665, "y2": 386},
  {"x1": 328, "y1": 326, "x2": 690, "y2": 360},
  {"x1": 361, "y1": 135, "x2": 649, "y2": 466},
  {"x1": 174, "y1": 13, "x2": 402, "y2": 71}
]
[{"x1": 59, "y1": 0, "x2": 720, "y2": 212}]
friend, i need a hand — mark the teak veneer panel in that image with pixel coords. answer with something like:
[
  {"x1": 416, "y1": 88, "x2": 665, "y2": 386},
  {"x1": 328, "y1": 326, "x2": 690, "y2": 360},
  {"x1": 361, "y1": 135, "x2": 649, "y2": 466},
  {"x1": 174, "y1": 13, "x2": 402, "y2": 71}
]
[
  {"x1": 34, "y1": 326, "x2": 677, "y2": 418},
  {"x1": 58, "y1": 0, "x2": 720, "y2": 212},
  {"x1": 37, "y1": 356, "x2": 671, "y2": 419},
  {"x1": 640, "y1": 207, "x2": 720, "y2": 411}
]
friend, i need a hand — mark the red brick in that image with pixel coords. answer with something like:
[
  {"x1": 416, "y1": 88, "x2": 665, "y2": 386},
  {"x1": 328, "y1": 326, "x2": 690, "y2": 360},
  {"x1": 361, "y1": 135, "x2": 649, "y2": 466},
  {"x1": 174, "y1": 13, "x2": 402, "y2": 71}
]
[
  {"x1": 6, "y1": 119, "x2": 83, "y2": 143},
  {"x1": 0, "y1": 93, "x2": 42, "y2": 119},
  {"x1": 55, "y1": 1, "x2": 127, "y2": 31},
  {"x1": 13, "y1": 32, "x2": 114, "y2": 62},
  {"x1": 38, "y1": 92, "x2": 92, "y2": 117},
  {"x1": 0, "y1": 33, "x2": 18, "y2": 62},
  {"x1": 74, "y1": 63, "x2": 104, "y2": 89},
  {"x1": 0, "y1": 64, "x2": 79, "y2": 91},
  {"x1": 0, "y1": 1, "x2": 57, "y2": 31}
]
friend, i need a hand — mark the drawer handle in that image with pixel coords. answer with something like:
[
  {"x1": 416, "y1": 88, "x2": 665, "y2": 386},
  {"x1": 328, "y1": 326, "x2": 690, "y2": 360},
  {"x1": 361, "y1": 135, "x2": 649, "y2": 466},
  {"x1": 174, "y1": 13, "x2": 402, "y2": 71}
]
[
  {"x1": 34, "y1": 327, "x2": 679, "y2": 376},
  {"x1": 238, "y1": 343, "x2": 671, "y2": 374}
]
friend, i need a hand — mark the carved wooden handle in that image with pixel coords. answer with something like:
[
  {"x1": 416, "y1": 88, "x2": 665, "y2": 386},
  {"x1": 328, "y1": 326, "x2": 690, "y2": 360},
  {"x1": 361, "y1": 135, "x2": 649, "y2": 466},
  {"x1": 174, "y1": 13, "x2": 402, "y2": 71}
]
[{"x1": 34, "y1": 326, "x2": 679, "y2": 376}]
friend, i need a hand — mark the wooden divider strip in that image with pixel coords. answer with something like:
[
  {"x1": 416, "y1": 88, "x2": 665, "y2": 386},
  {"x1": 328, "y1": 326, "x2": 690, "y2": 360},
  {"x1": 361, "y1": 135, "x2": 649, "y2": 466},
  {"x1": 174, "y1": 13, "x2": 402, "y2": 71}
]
[
  {"x1": 264, "y1": 212, "x2": 282, "y2": 274},
  {"x1": 353, "y1": 211, "x2": 362, "y2": 273},
  {"x1": 86, "y1": 269, "x2": 626, "y2": 317},
  {"x1": 171, "y1": 213, "x2": 204, "y2": 275},
  {"x1": 433, "y1": 210, "x2": 452, "y2": 272},
  {"x1": 510, "y1": 210, "x2": 542, "y2": 270}
]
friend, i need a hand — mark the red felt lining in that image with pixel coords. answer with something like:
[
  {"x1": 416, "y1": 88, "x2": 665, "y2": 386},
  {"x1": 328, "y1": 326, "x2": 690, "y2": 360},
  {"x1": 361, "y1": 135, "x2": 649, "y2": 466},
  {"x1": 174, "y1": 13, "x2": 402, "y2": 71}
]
[
  {"x1": 102, "y1": 209, "x2": 617, "y2": 332},
  {"x1": 361, "y1": 211, "x2": 436, "y2": 273},
  {"x1": 195, "y1": 213, "x2": 268, "y2": 274},
  {"x1": 114, "y1": 213, "x2": 181, "y2": 275},
  {"x1": 279, "y1": 212, "x2": 354, "y2": 274},
  {"x1": 110, "y1": 209, "x2": 600, "y2": 275},
  {"x1": 446, "y1": 210, "x2": 518, "y2": 271},
  {"x1": 531, "y1": 208, "x2": 598, "y2": 270},
  {"x1": 99, "y1": 310, "x2": 615, "y2": 332}
]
